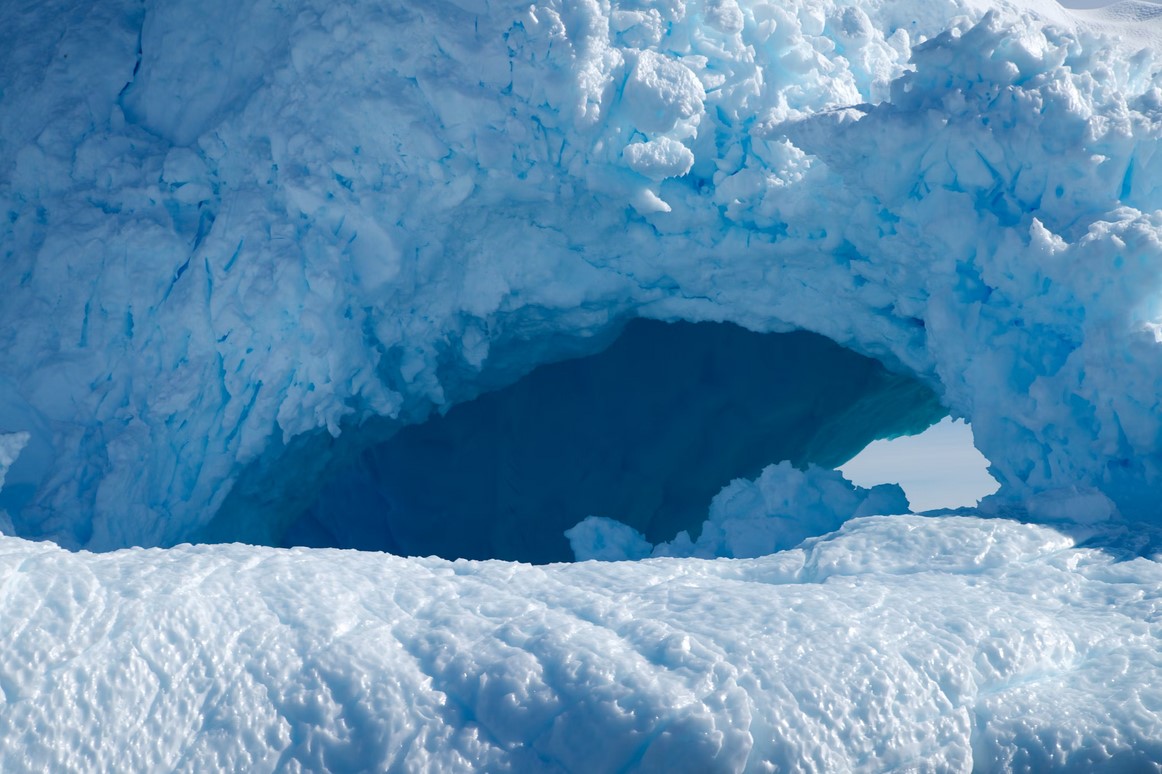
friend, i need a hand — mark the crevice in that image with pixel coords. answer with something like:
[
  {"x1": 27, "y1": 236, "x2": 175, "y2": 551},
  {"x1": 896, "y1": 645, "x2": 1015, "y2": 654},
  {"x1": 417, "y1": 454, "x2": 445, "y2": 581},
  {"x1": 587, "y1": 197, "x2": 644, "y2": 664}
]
[{"x1": 116, "y1": 7, "x2": 145, "y2": 105}]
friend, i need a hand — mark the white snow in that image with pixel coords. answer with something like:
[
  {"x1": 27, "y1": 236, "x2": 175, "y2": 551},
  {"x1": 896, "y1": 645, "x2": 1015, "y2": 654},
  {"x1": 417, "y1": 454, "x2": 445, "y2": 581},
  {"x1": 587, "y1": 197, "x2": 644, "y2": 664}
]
[{"x1": 0, "y1": 517, "x2": 1160, "y2": 770}]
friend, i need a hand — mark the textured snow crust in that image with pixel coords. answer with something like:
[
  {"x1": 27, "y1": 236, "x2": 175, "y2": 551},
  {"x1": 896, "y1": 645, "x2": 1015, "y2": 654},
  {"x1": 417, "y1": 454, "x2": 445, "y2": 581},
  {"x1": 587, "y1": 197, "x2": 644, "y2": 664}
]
[
  {"x1": 0, "y1": 515, "x2": 1160, "y2": 772},
  {"x1": 5, "y1": 0, "x2": 1162, "y2": 547}
]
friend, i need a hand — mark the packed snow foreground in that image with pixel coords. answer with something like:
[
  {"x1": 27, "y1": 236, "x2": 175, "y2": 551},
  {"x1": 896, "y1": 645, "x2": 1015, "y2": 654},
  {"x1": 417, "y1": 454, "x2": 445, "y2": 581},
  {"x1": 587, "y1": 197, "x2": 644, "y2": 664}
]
[
  {"x1": 4, "y1": 0, "x2": 1162, "y2": 769},
  {"x1": 2, "y1": 504, "x2": 1162, "y2": 772}
]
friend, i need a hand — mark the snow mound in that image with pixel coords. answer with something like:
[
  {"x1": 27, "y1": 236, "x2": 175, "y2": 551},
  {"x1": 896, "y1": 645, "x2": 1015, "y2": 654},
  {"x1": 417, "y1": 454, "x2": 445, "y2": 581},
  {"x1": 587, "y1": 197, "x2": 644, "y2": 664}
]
[{"x1": 0, "y1": 515, "x2": 1159, "y2": 771}]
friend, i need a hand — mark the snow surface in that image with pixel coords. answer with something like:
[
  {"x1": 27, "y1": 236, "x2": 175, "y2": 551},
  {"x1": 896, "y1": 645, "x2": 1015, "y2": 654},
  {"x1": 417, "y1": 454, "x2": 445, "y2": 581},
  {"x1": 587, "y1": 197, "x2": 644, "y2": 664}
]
[{"x1": 1, "y1": 517, "x2": 1161, "y2": 771}]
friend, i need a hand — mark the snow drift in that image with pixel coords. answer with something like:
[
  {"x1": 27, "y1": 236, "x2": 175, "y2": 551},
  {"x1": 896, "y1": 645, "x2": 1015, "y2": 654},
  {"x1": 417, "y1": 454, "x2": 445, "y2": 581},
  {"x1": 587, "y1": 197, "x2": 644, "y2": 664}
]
[{"x1": 1, "y1": 514, "x2": 1161, "y2": 771}]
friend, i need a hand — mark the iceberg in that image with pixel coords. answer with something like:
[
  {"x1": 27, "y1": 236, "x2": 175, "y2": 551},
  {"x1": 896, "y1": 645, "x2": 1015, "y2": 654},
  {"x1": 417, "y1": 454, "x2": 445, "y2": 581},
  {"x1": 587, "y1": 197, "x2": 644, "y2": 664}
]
[
  {"x1": 2, "y1": 0, "x2": 1162, "y2": 767},
  {"x1": 5, "y1": 0, "x2": 1162, "y2": 547}
]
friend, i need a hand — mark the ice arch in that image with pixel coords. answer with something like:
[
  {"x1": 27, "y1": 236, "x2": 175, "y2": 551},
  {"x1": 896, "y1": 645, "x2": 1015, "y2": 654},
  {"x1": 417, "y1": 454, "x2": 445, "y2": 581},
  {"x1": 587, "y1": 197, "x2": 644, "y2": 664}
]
[
  {"x1": 262, "y1": 320, "x2": 944, "y2": 563},
  {"x1": 3, "y1": 0, "x2": 1162, "y2": 551}
]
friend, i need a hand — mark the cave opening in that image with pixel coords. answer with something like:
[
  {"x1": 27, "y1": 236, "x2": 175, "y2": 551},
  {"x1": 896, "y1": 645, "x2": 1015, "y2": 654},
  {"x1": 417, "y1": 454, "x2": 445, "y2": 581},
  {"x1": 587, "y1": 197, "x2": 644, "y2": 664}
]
[{"x1": 281, "y1": 319, "x2": 947, "y2": 564}]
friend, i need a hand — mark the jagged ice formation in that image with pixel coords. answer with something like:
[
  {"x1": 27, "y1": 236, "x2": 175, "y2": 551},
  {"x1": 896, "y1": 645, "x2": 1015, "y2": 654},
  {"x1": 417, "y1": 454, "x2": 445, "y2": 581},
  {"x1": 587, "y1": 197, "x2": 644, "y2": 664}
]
[{"x1": 4, "y1": 0, "x2": 1162, "y2": 548}]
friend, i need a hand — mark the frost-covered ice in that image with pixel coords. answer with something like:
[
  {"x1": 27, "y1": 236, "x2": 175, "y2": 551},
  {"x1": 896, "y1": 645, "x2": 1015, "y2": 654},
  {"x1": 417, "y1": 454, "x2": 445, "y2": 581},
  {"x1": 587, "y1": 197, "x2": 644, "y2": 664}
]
[
  {"x1": 4, "y1": 0, "x2": 1162, "y2": 769},
  {"x1": 1, "y1": 517, "x2": 1161, "y2": 771},
  {"x1": 6, "y1": 0, "x2": 1162, "y2": 545}
]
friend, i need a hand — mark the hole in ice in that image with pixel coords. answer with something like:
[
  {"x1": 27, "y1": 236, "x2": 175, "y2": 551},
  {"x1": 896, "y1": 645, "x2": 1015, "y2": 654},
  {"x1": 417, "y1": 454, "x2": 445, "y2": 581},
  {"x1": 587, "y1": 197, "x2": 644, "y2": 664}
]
[
  {"x1": 837, "y1": 417, "x2": 1000, "y2": 511},
  {"x1": 282, "y1": 319, "x2": 946, "y2": 563}
]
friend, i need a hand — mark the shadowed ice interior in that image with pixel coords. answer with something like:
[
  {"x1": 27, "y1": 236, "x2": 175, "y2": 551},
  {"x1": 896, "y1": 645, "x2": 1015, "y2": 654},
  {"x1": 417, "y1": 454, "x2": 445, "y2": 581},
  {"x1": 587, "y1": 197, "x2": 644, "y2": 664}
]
[{"x1": 280, "y1": 320, "x2": 947, "y2": 563}]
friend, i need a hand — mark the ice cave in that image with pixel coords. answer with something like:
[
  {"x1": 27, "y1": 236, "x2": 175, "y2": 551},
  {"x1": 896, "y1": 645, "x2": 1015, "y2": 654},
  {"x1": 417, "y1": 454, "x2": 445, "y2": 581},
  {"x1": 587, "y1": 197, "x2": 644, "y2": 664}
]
[
  {"x1": 3, "y1": 0, "x2": 1162, "y2": 769},
  {"x1": 261, "y1": 320, "x2": 945, "y2": 563}
]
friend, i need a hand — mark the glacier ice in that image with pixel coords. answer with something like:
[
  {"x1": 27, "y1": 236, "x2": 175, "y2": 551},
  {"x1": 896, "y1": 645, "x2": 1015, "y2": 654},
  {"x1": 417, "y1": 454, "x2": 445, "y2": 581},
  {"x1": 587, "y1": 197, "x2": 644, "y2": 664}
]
[
  {"x1": 3, "y1": 0, "x2": 1162, "y2": 768},
  {"x1": 5, "y1": 0, "x2": 1162, "y2": 546}
]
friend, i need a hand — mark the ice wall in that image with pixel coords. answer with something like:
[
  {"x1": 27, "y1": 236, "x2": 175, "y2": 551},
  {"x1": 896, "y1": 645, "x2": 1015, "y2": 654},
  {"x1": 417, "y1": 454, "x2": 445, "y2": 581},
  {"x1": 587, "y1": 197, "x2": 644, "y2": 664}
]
[{"x1": 3, "y1": 0, "x2": 1162, "y2": 548}]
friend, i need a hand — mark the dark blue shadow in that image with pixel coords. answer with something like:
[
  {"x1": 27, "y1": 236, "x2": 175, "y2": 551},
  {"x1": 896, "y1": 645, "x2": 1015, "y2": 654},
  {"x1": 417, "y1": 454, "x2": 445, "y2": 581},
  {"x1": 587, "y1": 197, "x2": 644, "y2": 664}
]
[{"x1": 286, "y1": 320, "x2": 946, "y2": 563}]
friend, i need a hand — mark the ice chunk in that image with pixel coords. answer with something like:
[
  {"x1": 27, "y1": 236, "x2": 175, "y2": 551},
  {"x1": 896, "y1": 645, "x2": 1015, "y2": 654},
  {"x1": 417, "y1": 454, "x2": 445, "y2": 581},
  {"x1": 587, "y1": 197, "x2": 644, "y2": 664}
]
[
  {"x1": 647, "y1": 461, "x2": 911, "y2": 559},
  {"x1": 622, "y1": 50, "x2": 705, "y2": 136},
  {"x1": 622, "y1": 137, "x2": 695, "y2": 181},
  {"x1": 565, "y1": 516, "x2": 652, "y2": 561},
  {"x1": 2, "y1": 0, "x2": 1162, "y2": 560},
  {"x1": 0, "y1": 433, "x2": 28, "y2": 493},
  {"x1": 119, "y1": 2, "x2": 290, "y2": 145}
]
